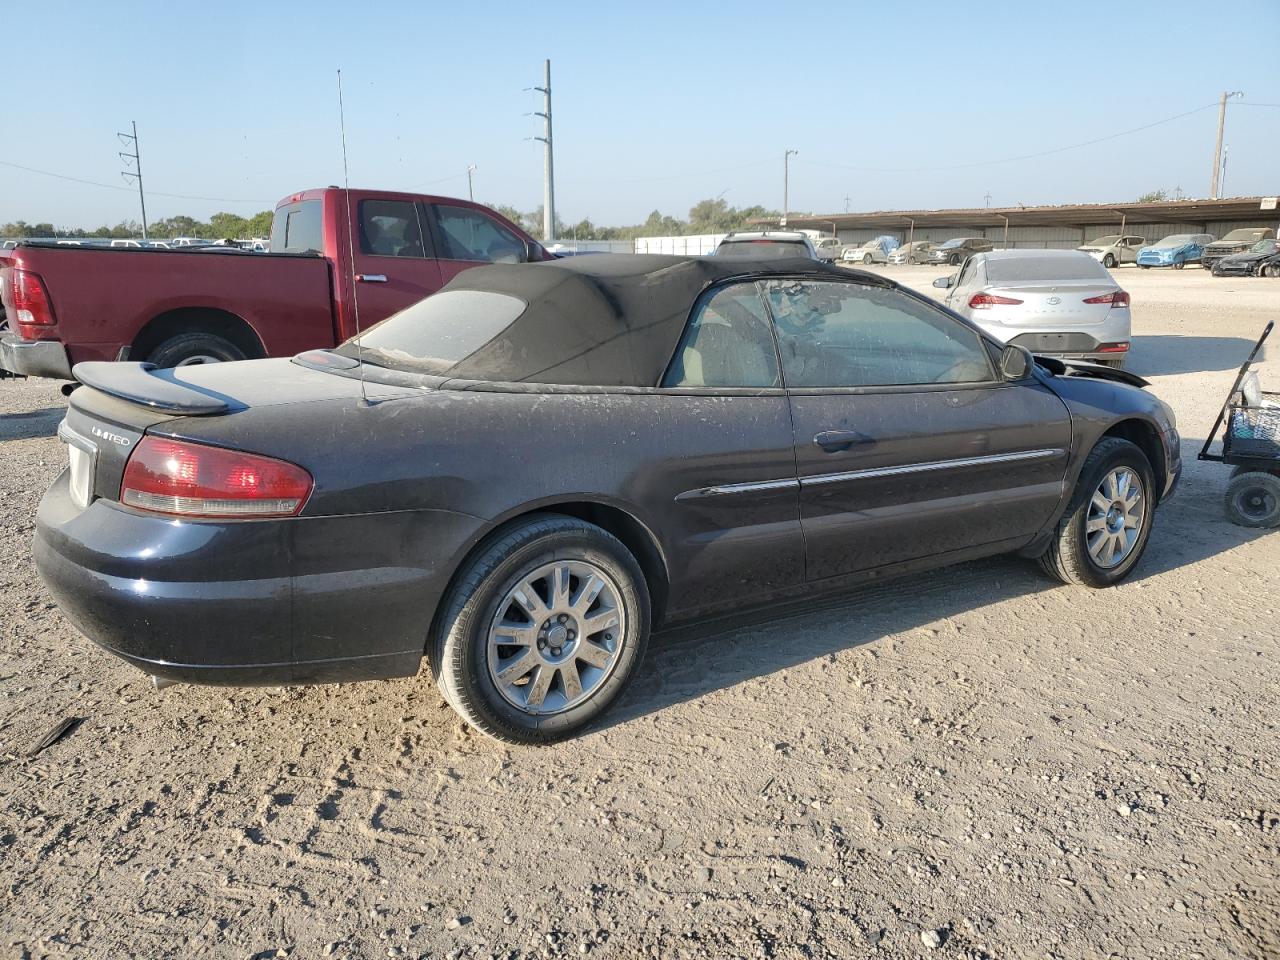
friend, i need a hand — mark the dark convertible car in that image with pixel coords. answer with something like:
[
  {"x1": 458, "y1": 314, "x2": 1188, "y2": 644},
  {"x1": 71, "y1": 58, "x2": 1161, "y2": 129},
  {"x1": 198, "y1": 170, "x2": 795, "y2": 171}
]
[{"x1": 35, "y1": 255, "x2": 1181, "y2": 743}]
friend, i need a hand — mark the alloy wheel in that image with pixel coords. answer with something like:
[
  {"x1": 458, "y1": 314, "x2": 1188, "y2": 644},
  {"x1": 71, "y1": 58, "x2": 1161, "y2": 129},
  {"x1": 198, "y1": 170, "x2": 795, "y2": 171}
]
[
  {"x1": 486, "y1": 560, "x2": 625, "y2": 715},
  {"x1": 1086, "y1": 467, "x2": 1146, "y2": 568}
]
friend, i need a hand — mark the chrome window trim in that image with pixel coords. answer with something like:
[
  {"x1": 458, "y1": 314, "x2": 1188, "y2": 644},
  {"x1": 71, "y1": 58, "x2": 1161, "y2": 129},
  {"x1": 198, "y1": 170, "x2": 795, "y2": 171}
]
[{"x1": 675, "y1": 448, "x2": 1063, "y2": 501}]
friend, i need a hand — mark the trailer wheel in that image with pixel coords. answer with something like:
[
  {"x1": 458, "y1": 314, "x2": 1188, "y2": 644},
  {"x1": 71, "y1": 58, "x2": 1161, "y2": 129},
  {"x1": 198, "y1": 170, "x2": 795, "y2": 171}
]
[
  {"x1": 1225, "y1": 471, "x2": 1280, "y2": 528},
  {"x1": 147, "y1": 332, "x2": 247, "y2": 368}
]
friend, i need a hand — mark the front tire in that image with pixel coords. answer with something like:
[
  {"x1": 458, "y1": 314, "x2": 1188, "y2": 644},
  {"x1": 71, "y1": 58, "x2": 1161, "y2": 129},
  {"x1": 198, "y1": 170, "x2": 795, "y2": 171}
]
[
  {"x1": 1173, "y1": 258, "x2": 1185, "y2": 270},
  {"x1": 1224, "y1": 472, "x2": 1280, "y2": 528},
  {"x1": 432, "y1": 515, "x2": 650, "y2": 744},
  {"x1": 862, "y1": 254, "x2": 873, "y2": 265},
  {"x1": 1037, "y1": 437, "x2": 1156, "y2": 587}
]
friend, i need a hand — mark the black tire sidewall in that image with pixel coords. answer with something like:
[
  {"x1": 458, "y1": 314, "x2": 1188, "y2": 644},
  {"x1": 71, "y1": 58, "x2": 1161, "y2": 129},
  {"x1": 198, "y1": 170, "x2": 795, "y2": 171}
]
[
  {"x1": 437, "y1": 519, "x2": 650, "y2": 742},
  {"x1": 1225, "y1": 472, "x2": 1280, "y2": 528},
  {"x1": 1064, "y1": 441, "x2": 1156, "y2": 586},
  {"x1": 1104, "y1": 254, "x2": 1116, "y2": 268},
  {"x1": 148, "y1": 332, "x2": 245, "y2": 368}
]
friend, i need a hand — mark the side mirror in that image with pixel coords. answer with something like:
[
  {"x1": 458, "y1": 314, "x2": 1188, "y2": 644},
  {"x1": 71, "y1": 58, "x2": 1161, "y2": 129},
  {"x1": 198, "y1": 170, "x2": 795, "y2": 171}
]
[
  {"x1": 933, "y1": 275, "x2": 954, "y2": 289},
  {"x1": 999, "y1": 344, "x2": 1034, "y2": 381}
]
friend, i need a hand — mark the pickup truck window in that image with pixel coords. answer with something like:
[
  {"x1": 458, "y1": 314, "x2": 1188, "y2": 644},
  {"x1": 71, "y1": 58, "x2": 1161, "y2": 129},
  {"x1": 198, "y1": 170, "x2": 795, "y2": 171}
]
[
  {"x1": 432, "y1": 205, "x2": 526, "y2": 263},
  {"x1": 359, "y1": 200, "x2": 426, "y2": 258},
  {"x1": 271, "y1": 201, "x2": 323, "y2": 254}
]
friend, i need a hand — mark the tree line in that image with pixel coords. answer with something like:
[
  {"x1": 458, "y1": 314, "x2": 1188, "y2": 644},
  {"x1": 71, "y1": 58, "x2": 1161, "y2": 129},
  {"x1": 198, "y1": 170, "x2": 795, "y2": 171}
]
[
  {"x1": 1, "y1": 210, "x2": 276, "y2": 241},
  {"x1": 3, "y1": 198, "x2": 781, "y2": 243}
]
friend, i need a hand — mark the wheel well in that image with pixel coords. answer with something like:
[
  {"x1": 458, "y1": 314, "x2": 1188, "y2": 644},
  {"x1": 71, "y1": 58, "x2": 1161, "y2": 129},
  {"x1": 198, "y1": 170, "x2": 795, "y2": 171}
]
[
  {"x1": 433, "y1": 503, "x2": 671, "y2": 650},
  {"x1": 1103, "y1": 419, "x2": 1166, "y2": 494},
  {"x1": 131, "y1": 308, "x2": 266, "y2": 362}
]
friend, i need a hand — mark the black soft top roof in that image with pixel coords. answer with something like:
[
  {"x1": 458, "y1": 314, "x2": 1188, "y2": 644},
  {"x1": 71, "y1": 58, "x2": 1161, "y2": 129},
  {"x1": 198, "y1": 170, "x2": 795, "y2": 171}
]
[{"x1": 428, "y1": 254, "x2": 879, "y2": 387}]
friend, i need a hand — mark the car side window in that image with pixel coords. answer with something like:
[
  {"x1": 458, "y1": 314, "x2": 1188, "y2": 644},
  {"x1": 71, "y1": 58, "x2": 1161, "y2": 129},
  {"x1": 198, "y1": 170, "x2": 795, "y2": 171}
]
[
  {"x1": 664, "y1": 283, "x2": 780, "y2": 389},
  {"x1": 359, "y1": 200, "x2": 426, "y2": 258},
  {"x1": 432, "y1": 205, "x2": 527, "y2": 263},
  {"x1": 764, "y1": 280, "x2": 995, "y2": 389}
]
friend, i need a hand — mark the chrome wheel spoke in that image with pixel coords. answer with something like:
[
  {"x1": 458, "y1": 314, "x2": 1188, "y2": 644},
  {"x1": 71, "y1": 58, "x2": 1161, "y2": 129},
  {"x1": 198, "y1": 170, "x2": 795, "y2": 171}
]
[
  {"x1": 524, "y1": 664, "x2": 553, "y2": 709},
  {"x1": 577, "y1": 640, "x2": 612, "y2": 669},
  {"x1": 583, "y1": 609, "x2": 620, "y2": 637},
  {"x1": 571, "y1": 574, "x2": 606, "y2": 614},
  {"x1": 512, "y1": 586, "x2": 548, "y2": 620},
  {"x1": 1086, "y1": 516, "x2": 1107, "y2": 534},
  {"x1": 495, "y1": 650, "x2": 537, "y2": 684},
  {"x1": 549, "y1": 563, "x2": 572, "y2": 609},
  {"x1": 560, "y1": 661, "x2": 583, "y2": 701}
]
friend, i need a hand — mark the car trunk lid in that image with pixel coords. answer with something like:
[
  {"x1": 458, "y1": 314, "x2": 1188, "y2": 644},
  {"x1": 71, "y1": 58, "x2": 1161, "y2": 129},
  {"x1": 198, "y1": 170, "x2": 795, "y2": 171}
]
[{"x1": 981, "y1": 281, "x2": 1121, "y2": 326}]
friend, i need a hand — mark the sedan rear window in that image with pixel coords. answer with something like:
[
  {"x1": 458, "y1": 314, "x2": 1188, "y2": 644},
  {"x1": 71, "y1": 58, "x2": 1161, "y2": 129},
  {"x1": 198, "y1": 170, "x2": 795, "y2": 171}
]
[
  {"x1": 343, "y1": 291, "x2": 527, "y2": 373},
  {"x1": 984, "y1": 256, "x2": 1109, "y2": 283},
  {"x1": 716, "y1": 241, "x2": 810, "y2": 259}
]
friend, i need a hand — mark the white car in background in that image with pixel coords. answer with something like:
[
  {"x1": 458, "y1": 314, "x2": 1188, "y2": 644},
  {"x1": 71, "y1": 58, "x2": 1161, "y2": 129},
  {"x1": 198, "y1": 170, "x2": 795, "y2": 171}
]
[
  {"x1": 933, "y1": 249, "x2": 1133, "y2": 368},
  {"x1": 841, "y1": 240, "x2": 889, "y2": 265},
  {"x1": 810, "y1": 237, "x2": 843, "y2": 261},
  {"x1": 888, "y1": 240, "x2": 936, "y2": 264},
  {"x1": 1076, "y1": 235, "x2": 1147, "y2": 269}
]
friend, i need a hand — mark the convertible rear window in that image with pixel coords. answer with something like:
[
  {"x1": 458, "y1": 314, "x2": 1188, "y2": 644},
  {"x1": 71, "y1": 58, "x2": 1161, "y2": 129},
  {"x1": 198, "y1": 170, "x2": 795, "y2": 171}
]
[
  {"x1": 985, "y1": 256, "x2": 1109, "y2": 283},
  {"x1": 716, "y1": 241, "x2": 810, "y2": 259},
  {"x1": 341, "y1": 291, "x2": 527, "y2": 373}
]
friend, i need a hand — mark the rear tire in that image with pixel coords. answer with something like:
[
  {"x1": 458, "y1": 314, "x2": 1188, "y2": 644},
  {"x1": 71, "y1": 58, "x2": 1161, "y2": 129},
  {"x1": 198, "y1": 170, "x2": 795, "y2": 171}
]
[
  {"x1": 1103, "y1": 254, "x2": 1117, "y2": 268},
  {"x1": 147, "y1": 332, "x2": 246, "y2": 368},
  {"x1": 431, "y1": 515, "x2": 650, "y2": 744},
  {"x1": 1173, "y1": 258, "x2": 1185, "y2": 270},
  {"x1": 1224, "y1": 472, "x2": 1280, "y2": 528},
  {"x1": 1037, "y1": 437, "x2": 1156, "y2": 587}
]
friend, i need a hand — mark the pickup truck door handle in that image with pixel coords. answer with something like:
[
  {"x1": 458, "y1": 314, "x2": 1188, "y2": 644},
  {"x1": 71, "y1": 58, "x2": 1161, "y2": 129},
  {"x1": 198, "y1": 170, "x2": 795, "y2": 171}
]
[
  {"x1": 814, "y1": 429, "x2": 871, "y2": 452},
  {"x1": 355, "y1": 274, "x2": 388, "y2": 283}
]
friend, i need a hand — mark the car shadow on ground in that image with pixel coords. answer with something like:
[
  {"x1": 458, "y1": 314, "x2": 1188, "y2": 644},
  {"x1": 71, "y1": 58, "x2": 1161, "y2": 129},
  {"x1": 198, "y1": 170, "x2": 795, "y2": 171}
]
[
  {"x1": 603, "y1": 470, "x2": 1272, "y2": 731},
  {"x1": 0, "y1": 406, "x2": 63, "y2": 442},
  {"x1": 1128, "y1": 335, "x2": 1259, "y2": 377}
]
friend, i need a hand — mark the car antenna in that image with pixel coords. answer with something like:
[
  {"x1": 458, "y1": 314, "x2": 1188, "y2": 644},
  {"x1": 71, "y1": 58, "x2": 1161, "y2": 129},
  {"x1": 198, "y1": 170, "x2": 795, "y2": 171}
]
[{"x1": 337, "y1": 68, "x2": 370, "y2": 407}]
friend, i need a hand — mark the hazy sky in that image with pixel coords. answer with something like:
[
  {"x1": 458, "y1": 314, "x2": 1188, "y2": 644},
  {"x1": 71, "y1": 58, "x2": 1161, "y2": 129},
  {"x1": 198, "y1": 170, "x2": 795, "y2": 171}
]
[{"x1": 5, "y1": 0, "x2": 1278, "y2": 228}]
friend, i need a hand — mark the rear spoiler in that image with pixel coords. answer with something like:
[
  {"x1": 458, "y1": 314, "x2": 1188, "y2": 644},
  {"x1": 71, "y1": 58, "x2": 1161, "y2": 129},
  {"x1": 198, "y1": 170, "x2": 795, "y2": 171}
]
[
  {"x1": 72, "y1": 362, "x2": 231, "y2": 415},
  {"x1": 1034, "y1": 355, "x2": 1149, "y2": 389}
]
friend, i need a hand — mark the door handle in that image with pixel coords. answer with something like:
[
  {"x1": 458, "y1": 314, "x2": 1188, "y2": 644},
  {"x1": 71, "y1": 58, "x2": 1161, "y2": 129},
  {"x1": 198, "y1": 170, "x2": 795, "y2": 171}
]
[
  {"x1": 355, "y1": 274, "x2": 388, "y2": 283},
  {"x1": 814, "y1": 429, "x2": 871, "y2": 452}
]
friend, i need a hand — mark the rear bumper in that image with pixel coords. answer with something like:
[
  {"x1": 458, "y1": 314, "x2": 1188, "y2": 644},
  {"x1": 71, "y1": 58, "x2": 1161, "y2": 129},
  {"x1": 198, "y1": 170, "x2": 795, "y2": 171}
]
[
  {"x1": 34, "y1": 471, "x2": 483, "y2": 687},
  {"x1": 0, "y1": 334, "x2": 73, "y2": 379}
]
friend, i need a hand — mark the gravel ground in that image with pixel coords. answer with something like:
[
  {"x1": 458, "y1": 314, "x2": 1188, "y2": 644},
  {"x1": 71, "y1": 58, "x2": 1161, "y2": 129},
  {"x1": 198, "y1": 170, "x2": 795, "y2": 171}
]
[{"x1": 1, "y1": 266, "x2": 1277, "y2": 960}]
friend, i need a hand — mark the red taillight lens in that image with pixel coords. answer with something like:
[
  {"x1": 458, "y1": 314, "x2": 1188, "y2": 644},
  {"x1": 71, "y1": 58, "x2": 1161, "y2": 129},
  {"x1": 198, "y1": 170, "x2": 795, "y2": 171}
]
[
  {"x1": 11, "y1": 268, "x2": 56, "y2": 325},
  {"x1": 1097, "y1": 341, "x2": 1130, "y2": 354},
  {"x1": 968, "y1": 293, "x2": 1024, "y2": 308},
  {"x1": 1083, "y1": 291, "x2": 1130, "y2": 307},
  {"x1": 120, "y1": 437, "x2": 312, "y2": 519}
]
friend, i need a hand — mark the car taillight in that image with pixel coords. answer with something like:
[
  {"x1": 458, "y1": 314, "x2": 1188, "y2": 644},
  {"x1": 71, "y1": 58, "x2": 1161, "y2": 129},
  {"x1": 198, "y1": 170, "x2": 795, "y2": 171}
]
[
  {"x1": 1083, "y1": 291, "x2": 1130, "y2": 307},
  {"x1": 11, "y1": 268, "x2": 56, "y2": 325},
  {"x1": 1097, "y1": 342, "x2": 1130, "y2": 354},
  {"x1": 968, "y1": 293, "x2": 1023, "y2": 308},
  {"x1": 120, "y1": 436, "x2": 312, "y2": 519}
]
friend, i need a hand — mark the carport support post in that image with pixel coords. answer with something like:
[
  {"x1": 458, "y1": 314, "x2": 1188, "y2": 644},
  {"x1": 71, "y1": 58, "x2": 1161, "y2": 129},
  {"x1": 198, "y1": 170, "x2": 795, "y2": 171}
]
[
  {"x1": 906, "y1": 218, "x2": 914, "y2": 248},
  {"x1": 1000, "y1": 215, "x2": 1009, "y2": 251}
]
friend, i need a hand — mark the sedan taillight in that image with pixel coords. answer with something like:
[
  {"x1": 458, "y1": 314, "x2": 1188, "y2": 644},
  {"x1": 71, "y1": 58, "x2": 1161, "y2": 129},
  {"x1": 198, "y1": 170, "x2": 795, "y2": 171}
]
[
  {"x1": 1083, "y1": 291, "x2": 1130, "y2": 307},
  {"x1": 120, "y1": 436, "x2": 313, "y2": 519},
  {"x1": 968, "y1": 293, "x2": 1024, "y2": 308},
  {"x1": 11, "y1": 268, "x2": 57, "y2": 325}
]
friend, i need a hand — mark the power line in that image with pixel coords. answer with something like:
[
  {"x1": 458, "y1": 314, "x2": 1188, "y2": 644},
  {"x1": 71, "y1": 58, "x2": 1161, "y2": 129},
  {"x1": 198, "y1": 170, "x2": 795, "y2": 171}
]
[
  {"x1": 801, "y1": 101, "x2": 1222, "y2": 174},
  {"x1": 0, "y1": 158, "x2": 271, "y2": 204}
]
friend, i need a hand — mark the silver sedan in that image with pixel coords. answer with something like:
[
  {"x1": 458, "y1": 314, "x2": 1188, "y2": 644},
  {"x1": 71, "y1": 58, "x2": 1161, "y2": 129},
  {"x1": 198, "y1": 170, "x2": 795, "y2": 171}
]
[{"x1": 934, "y1": 249, "x2": 1133, "y2": 368}]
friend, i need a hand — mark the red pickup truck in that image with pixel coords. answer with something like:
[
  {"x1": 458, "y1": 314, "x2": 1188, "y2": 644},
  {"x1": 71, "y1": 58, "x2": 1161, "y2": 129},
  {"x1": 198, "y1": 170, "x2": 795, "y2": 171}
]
[{"x1": 0, "y1": 188, "x2": 549, "y2": 380}]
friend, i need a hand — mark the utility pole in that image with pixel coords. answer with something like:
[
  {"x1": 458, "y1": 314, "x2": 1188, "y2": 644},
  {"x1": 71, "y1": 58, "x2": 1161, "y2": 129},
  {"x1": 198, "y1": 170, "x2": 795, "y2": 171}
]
[
  {"x1": 118, "y1": 121, "x2": 148, "y2": 239},
  {"x1": 844, "y1": 195, "x2": 851, "y2": 213},
  {"x1": 1219, "y1": 145, "x2": 1230, "y2": 198},
  {"x1": 533, "y1": 60, "x2": 556, "y2": 242},
  {"x1": 782, "y1": 149, "x2": 798, "y2": 226},
  {"x1": 466, "y1": 164, "x2": 477, "y2": 202},
  {"x1": 1210, "y1": 91, "x2": 1242, "y2": 199},
  {"x1": 984, "y1": 192, "x2": 992, "y2": 208}
]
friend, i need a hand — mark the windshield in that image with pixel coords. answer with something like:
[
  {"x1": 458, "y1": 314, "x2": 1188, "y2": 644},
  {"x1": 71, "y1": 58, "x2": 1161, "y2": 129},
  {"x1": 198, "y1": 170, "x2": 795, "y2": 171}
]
[
  {"x1": 1152, "y1": 235, "x2": 1193, "y2": 248},
  {"x1": 939, "y1": 238, "x2": 968, "y2": 249},
  {"x1": 985, "y1": 256, "x2": 1109, "y2": 283},
  {"x1": 716, "y1": 240, "x2": 810, "y2": 258},
  {"x1": 337, "y1": 290, "x2": 527, "y2": 375},
  {"x1": 1250, "y1": 239, "x2": 1278, "y2": 254},
  {"x1": 1084, "y1": 236, "x2": 1119, "y2": 246}
]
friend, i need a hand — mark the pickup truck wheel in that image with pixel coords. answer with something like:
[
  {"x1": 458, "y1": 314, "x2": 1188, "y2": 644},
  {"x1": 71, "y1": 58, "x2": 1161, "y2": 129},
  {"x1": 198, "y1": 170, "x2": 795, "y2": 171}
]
[
  {"x1": 432, "y1": 515, "x2": 650, "y2": 744},
  {"x1": 147, "y1": 333, "x2": 246, "y2": 368},
  {"x1": 1036, "y1": 437, "x2": 1155, "y2": 588}
]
